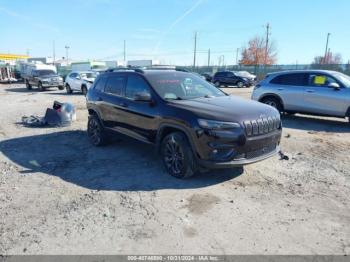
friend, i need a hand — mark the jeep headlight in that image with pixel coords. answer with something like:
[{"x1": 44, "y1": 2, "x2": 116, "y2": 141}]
[{"x1": 198, "y1": 119, "x2": 241, "y2": 130}]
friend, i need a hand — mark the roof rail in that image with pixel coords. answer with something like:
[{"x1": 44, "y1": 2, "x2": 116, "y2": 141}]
[{"x1": 104, "y1": 67, "x2": 144, "y2": 74}]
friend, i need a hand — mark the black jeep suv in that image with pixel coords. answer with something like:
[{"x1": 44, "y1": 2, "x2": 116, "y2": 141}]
[
  {"x1": 86, "y1": 68, "x2": 282, "y2": 178},
  {"x1": 212, "y1": 71, "x2": 254, "y2": 88}
]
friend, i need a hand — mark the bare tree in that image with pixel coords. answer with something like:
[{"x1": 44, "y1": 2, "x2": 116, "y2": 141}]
[
  {"x1": 240, "y1": 36, "x2": 277, "y2": 65},
  {"x1": 313, "y1": 52, "x2": 342, "y2": 65}
]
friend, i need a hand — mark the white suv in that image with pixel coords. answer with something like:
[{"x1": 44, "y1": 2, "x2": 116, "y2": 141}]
[{"x1": 65, "y1": 71, "x2": 97, "y2": 95}]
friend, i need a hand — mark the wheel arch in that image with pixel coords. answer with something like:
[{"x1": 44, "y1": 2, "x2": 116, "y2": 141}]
[
  {"x1": 259, "y1": 93, "x2": 285, "y2": 110},
  {"x1": 156, "y1": 124, "x2": 196, "y2": 155}
]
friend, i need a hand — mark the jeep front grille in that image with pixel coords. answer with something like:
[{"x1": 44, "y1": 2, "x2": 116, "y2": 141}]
[{"x1": 244, "y1": 116, "x2": 280, "y2": 136}]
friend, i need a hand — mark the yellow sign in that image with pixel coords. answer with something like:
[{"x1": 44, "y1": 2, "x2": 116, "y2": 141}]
[
  {"x1": 0, "y1": 53, "x2": 29, "y2": 60},
  {"x1": 314, "y1": 75, "x2": 326, "y2": 85}
]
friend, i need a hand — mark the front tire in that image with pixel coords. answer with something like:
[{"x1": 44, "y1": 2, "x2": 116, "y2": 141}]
[
  {"x1": 58, "y1": 85, "x2": 64, "y2": 90},
  {"x1": 82, "y1": 85, "x2": 88, "y2": 96},
  {"x1": 214, "y1": 81, "x2": 221, "y2": 88},
  {"x1": 161, "y1": 132, "x2": 197, "y2": 179},
  {"x1": 237, "y1": 81, "x2": 244, "y2": 88},
  {"x1": 38, "y1": 82, "x2": 45, "y2": 91},
  {"x1": 66, "y1": 84, "x2": 73, "y2": 94},
  {"x1": 87, "y1": 114, "x2": 108, "y2": 146},
  {"x1": 261, "y1": 97, "x2": 283, "y2": 113},
  {"x1": 26, "y1": 80, "x2": 32, "y2": 90}
]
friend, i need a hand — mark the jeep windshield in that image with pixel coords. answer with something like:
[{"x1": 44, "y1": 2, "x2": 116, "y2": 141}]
[
  {"x1": 35, "y1": 70, "x2": 56, "y2": 76},
  {"x1": 147, "y1": 72, "x2": 226, "y2": 100}
]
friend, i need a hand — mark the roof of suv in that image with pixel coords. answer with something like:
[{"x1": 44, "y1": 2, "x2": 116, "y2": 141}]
[{"x1": 267, "y1": 69, "x2": 340, "y2": 77}]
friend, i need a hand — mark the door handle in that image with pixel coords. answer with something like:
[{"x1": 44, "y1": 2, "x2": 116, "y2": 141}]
[
  {"x1": 277, "y1": 88, "x2": 284, "y2": 91},
  {"x1": 97, "y1": 97, "x2": 103, "y2": 101},
  {"x1": 120, "y1": 102, "x2": 128, "y2": 108},
  {"x1": 306, "y1": 89, "x2": 315, "y2": 93}
]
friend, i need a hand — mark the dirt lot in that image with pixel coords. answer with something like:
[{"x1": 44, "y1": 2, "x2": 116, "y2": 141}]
[{"x1": 0, "y1": 83, "x2": 349, "y2": 255}]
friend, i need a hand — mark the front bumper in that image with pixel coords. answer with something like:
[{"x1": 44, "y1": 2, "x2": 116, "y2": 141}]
[
  {"x1": 198, "y1": 146, "x2": 279, "y2": 168},
  {"x1": 192, "y1": 128, "x2": 282, "y2": 169},
  {"x1": 42, "y1": 81, "x2": 64, "y2": 87}
]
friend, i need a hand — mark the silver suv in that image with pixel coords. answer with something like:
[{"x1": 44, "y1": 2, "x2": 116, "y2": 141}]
[{"x1": 252, "y1": 70, "x2": 350, "y2": 123}]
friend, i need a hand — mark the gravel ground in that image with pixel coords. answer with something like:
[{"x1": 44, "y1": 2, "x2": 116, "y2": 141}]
[{"x1": 0, "y1": 83, "x2": 349, "y2": 255}]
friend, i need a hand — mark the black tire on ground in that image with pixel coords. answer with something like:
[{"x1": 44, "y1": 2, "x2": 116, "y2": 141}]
[
  {"x1": 25, "y1": 80, "x2": 32, "y2": 90},
  {"x1": 237, "y1": 81, "x2": 244, "y2": 88},
  {"x1": 87, "y1": 114, "x2": 108, "y2": 146},
  {"x1": 160, "y1": 132, "x2": 197, "y2": 179},
  {"x1": 58, "y1": 85, "x2": 64, "y2": 90},
  {"x1": 214, "y1": 81, "x2": 221, "y2": 88},
  {"x1": 38, "y1": 82, "x2": 45, "y2": 91},
  {"x1": 82, "y1": 85, "x2": 88, "y2": 96},
  {"x1": 66, "y1": 84, "x2": 73, "y2": 94},
  {"x1": 261, "y1": 97, "x2": 283, "y2": 113}
]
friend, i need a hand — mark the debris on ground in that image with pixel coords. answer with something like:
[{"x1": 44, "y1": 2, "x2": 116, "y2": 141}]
[
  {"x1": 278, "y1": 150, "x2": 289, "y2": 160},
  {"x1": 21, "y1": 101, "x2": 76, "y2": 127}
]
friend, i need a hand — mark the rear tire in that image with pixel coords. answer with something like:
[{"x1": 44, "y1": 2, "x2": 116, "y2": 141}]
[
  {"x1": 58, "y1": 85, "x2": 64, "y2": 90},
  {"x1": 160, "y1": 132, "x2": 197, "y2": 179},
  {"x1": 261, "y1": 97, "x2": 283, "y2": 113},
  {"x1": 87, "y1": 114, "x2": 108, "y2": 146},
  {"x1": 66, "y1": 84, "x2": 73, "y2": 94}
]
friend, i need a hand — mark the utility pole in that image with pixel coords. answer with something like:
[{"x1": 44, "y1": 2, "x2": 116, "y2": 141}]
[
  {"x1": 65, "y1": 45, "x2": 70, "y2": 66},
  {"x1": 53, "y1": 40, "x2": 56, "y2": 65},
  {"x1": 236, "y1": 48, "x2": 240, "y2": 66},
  {"x1": 323, "y1": 33, "x2": 331, "y2": 64},
  {"x1": 207, "y1": 48, "x2": 210, "y2": 67},
  {"x1": 193, "y1": 31, "x2": 197, "y2": 70},
  {"x1": 123, "y1": 40, "x2": 126, "y2": 64},
  {"x1": 265, "y1": 23, "x2": 270, "y2": 66}
]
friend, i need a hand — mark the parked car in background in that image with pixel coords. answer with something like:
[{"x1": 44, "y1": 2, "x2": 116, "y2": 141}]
[
  {"x1": 65, "y1": 71, "x2": 97, "y2": 95},
  {"x1": 20, "y1": 62, "x2": 64, "y2": 91},
  {"x1": 25, "y1": 69, "x2": 64, "y2": 91},
  {"x1": 234, "y1": 71, "x2": 257, "y2": 82},
  {"x1": 252, "y1": 70, "x2": 350, "y2": 123},
  {"x1": 86, "y1": 68, "x2": 282, "y2": 178},
  {"x1": 212, "y1": 71, "x2": 254, "y2": 88},
  {"x1": 201, "y1": 72, "x2": 213, "y2": 82}
]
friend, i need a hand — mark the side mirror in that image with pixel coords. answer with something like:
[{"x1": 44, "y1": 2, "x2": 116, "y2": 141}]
[
  {"x1": 134, "y1": 92, "x2": 152, "y2": 102},
  {"x1": 76, "y1": 76, "x2": 81, "y2": 80},
  {"x1": 329, "y1": 82, "x2": 340, "y2": 90}
]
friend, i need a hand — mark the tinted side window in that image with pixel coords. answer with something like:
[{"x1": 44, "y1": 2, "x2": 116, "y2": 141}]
[
  {"x1": 69, "y1": 73, "x2": 77, "y2": 78},
  {"x1": 94, "y1": 75, "x2": 107, "y2": 91},
  {"x1": 270, "y1": 73, "x2": 308, "y2": 86},
  {"x1": 126, "y1": 75, "x2": 150, "y2": 99},
  {"x1": 215, "y1": 72, "x2": 223, "y2": 77},
  {"x1": 105, "y1": 75, "x2": 125, "y2": 95}
]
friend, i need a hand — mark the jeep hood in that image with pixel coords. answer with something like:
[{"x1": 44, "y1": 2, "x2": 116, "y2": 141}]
[{"x1": 170, "y1": 95, "x2": 279, "y2": 123}]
